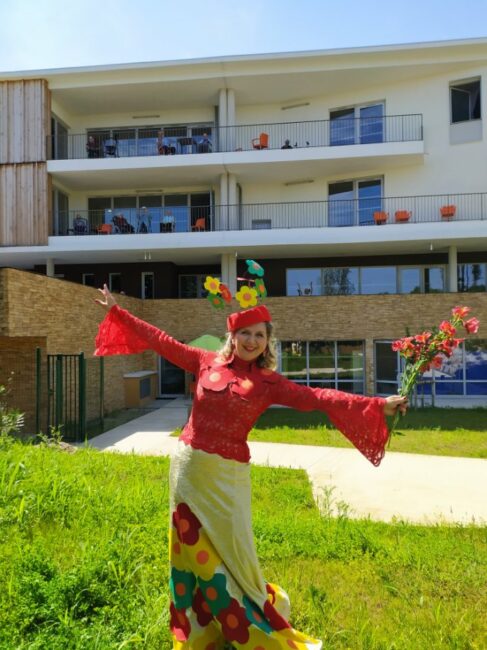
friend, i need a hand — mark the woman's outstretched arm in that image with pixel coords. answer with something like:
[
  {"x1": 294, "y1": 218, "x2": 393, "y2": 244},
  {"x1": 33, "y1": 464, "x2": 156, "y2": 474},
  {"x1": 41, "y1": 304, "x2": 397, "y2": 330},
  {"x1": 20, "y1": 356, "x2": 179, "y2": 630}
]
[
  {"x1": 94, "y1": 284, "x2": 204, "y2": 374},
  {"x1": 269, "y1": 375, "x2": 407, "y2": 466}
]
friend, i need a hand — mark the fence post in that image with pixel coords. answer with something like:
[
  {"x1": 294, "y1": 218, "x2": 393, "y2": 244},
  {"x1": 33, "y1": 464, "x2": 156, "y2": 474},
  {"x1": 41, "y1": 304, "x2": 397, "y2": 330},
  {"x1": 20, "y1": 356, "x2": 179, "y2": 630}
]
[
  {"x1": 35, "y1": 347, "x2": 41, "y2": 434},
  {"x1": 55, "y1": 355, "x2": 63, "y2": 431},
  {"x1": 78, "y1": 352, "x2": 86, "y2": 441}
]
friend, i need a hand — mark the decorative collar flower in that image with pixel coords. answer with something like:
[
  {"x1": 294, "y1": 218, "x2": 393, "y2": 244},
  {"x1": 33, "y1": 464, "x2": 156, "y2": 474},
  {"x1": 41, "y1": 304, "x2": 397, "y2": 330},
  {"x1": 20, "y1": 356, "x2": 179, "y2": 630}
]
[
  {"x1": 246, "y1": 259, "x2": 264, "y2": 277},
  {"x1": 204, "y1": 276, "x2": 221, "y2": 294},
  {"x1": 235, "y1": 285, "x2": 258, "y2": 308}
]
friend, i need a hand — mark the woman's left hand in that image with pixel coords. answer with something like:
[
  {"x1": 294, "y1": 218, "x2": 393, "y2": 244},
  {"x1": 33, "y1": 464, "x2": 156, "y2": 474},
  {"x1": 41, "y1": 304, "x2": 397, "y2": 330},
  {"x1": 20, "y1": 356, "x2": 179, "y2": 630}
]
[{"x1": 384, "y1": 394, "x2": 408, "y2": 417}]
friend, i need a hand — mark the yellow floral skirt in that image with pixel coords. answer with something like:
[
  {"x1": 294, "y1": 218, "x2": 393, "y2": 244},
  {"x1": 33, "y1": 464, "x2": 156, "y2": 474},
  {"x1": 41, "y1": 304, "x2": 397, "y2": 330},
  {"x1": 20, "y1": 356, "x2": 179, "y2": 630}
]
[{"x1": 169, "y1": 441, "x2": 322, "y2": 649}]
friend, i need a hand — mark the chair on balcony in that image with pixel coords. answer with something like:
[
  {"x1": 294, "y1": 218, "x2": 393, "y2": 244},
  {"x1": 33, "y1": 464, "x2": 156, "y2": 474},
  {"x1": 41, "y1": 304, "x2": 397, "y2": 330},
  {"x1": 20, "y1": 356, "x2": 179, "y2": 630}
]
[
  {"x1": 251, "y1": 133, "x2": 269, "y2": 150},
  {"x1": 97, "y1": 223, "x2": 113, "y2": 235},
  {"x1": 373, "y1": 211, "x2": 388, "y2": 225},
  {"x1": 191, "y1": 217, "x2": 206, "y2": 232},
  {"x1": 440, "y1": 205, "x2": 456, "y2": 220},
  {"x1": 395, "y1": 210, "x2": 411, "y2": 223}
]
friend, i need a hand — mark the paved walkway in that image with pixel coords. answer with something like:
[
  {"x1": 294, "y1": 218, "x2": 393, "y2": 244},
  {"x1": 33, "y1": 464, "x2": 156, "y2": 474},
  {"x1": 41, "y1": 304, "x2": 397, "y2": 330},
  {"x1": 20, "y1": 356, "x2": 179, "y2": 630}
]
[{"x1": 86, "y1": 398, "x2": 487, "y2": 525}]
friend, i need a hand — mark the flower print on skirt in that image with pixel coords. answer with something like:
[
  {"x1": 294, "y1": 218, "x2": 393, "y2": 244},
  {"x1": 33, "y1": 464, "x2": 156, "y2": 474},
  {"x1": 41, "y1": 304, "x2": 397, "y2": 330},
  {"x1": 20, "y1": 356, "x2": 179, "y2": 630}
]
[{"x1": 169, "y1": 441, "x2": 322, "y2": 649}]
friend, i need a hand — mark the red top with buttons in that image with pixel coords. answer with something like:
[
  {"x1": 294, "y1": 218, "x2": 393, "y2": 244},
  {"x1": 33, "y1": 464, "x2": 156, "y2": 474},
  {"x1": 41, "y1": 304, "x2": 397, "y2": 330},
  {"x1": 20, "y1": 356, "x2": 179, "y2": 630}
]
[{"x1": 95, "y1": 306, "x2": 389, "y2": 466}]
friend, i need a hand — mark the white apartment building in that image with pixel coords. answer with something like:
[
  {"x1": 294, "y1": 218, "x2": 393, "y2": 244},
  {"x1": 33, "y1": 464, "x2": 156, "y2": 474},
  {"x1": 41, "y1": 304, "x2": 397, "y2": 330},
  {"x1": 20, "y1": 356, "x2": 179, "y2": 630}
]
[{"x1": 1, "y1": 38, "x2": 486, "y2": 403}]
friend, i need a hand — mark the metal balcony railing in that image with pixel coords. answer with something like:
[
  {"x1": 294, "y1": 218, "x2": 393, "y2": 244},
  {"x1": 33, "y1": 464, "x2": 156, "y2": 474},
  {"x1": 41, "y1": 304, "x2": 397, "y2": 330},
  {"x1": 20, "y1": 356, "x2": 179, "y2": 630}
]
[
  {"x1": 54, "y1": 192, "x2": 485, "y2": 236},
  {"x1": 48, "y1": 114, "x2": 423, "y2": 160}
]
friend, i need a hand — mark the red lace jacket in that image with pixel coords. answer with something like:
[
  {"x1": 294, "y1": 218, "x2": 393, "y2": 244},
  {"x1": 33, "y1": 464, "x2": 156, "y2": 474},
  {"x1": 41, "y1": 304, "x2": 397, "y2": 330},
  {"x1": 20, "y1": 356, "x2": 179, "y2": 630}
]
[{"x1": 95, "y1": 306, "x2": 389, "y2": 466}]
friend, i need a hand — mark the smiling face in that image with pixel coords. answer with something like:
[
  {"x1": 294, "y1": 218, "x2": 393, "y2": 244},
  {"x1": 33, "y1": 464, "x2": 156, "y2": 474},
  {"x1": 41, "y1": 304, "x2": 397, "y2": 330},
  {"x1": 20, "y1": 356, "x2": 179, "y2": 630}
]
[{"x1": 232, "y1": 321, "x2": 268, "y2": 363}]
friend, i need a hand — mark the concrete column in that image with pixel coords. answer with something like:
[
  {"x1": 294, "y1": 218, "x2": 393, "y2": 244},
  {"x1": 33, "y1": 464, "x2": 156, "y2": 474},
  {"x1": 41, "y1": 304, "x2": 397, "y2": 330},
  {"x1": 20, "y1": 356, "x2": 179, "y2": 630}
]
[
  {"x1": 227, "y1": 253, "x2": 237, "y2": 296},
  {"x1": 218, "y1": 88, "x2": 227, "y2": 152},
  {"x1": 46, "y1": 258, "x2": 55, "y2": 277},
  {"x1": 448, "y1": 245, "x2": 458, "y2": 292},
  {"x1": 226, "y1": 89, "x2": 236, "y2": 151},
  {"x1": 228, "y1": 173, "x2": 238, "y2": 231},
  {"x1": 220, "y1": 253, "x2": 229, "y2": 286},
  {"x1": 219, "y1": 173, "x2": 228, "y2": 230}
]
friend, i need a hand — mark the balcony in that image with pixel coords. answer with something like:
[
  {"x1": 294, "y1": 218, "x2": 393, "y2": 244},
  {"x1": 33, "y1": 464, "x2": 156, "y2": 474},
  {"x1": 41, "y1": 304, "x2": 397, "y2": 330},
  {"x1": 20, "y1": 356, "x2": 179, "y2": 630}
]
[
  {"x1": 54, "y1": 192, "x2": 486, "y2": 236},
  {"x1": 49, "y1": 114, "x2": 422, "y2": 161}
]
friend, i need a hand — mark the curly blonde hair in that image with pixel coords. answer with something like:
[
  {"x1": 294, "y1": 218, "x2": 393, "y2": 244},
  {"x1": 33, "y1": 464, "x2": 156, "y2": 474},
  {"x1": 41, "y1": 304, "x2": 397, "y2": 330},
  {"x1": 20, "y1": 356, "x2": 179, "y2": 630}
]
[{"x1": 219, "y1": 321, "x2": 277, "y2": 370}]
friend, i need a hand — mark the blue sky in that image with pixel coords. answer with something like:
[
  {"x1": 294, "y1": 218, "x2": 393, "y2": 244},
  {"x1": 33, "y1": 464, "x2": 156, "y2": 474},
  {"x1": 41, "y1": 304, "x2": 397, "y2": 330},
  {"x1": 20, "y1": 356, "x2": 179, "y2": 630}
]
[{"x1": 1, "y1": 0, "x2": 486, "y2": 72}]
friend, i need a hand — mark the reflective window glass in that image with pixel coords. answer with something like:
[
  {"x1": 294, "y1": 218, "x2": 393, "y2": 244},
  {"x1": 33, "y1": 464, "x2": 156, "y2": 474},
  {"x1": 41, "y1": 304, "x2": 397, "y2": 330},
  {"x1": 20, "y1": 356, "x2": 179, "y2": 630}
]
[
  {"x1": 360, "y1": 104, "x2": 384, "y2": 143},
  {"x1": 330, "y1": 108, "x2": 355, "y2": 146},
  {"x1": 286, "y1": 269, "x2": 322, "y2": 296},
  {"x1": 399, "y1": 268, "x2": 421, "y2": 294},
  {"x1": 280, "y1": 341, "x2": 307, "y2": 382},
  {"x1": 328, "y1": 181, "x2": 354, "y2": 226},
  {"x1": 358, "y1": 179, "x2": 382, "y2": 225},
  {"x1": 360, "y1": 267, "x2": 397, "y2": 294},
  {"x1": 308, "y1": 341, "x2": 334, "y2": 383},
  {"x1": 322, "y1": 267, "x2": 359, "y2": 295},
  {"x1": 458, "y1": 263, "x2": 486, "y2": 292},
  {"x1": 424, "y1": 267, "x2": 445, "y2": 293}
]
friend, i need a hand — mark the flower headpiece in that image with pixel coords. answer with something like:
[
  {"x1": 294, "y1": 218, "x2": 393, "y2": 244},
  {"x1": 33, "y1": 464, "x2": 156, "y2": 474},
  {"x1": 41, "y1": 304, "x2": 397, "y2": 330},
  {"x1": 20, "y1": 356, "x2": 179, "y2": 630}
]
[{"x1": 204, "y1": 259, "x2": 268, "y2": 311}]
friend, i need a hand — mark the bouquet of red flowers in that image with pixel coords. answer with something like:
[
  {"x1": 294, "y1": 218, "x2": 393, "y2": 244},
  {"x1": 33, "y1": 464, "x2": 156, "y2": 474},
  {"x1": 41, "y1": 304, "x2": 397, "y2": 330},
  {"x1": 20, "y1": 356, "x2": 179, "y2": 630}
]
[{"x1": 390, "y1": 306, "x2": 480, "y2": 438}]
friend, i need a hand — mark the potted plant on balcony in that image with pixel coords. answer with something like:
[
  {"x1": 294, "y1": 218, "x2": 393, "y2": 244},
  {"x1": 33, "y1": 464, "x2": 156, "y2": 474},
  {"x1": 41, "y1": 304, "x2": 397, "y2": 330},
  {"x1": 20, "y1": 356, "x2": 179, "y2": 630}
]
[
  {"x1": 395, "y1": 210, "x2": 411, "y2": 223},
  {"x1": 373, "y1": 211, "x2": 388, "y2": 225},
  {"x1": 440, "y1": 205, "x2": 456, "y2": 220}
]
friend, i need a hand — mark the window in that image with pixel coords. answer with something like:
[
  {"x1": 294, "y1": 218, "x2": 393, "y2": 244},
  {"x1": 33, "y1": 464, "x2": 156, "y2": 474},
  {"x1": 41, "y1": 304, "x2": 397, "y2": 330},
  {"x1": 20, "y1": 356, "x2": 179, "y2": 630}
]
[
  {"x1": 398, "y1": 267, "x2": 421, "y2": 294},
  {"x1": 179, "y1": 274, "x2": 220, "y2": 298},
  {"x1": 360, "y1": 267, "x2": 396, "y2": 294},
  {"x1": 322, "y1": 268, "x2": 359, "y2": 295},
  {"x1": 424, "y1": 267, "x2": 445, "y2": 293},
  {"x1": 328, "y1": 178, "x2": 382, "y2": 226},
  {"x1": 280, "y1": 340, "x2": 365, "y2": 393},
  {"x1": 450, "y1": 79, "x2": 481, "y2": 123},
  {"x1": 109, "y1": 273, "x2": 122, "y2": 293},
  {"x1": 142, "y1": 272, "x2": 154, "y2": 299},
  {"x1": 458, "y1": 263, "x2": 486, "y2": 292},
  {"x1": 375, "y1": 341, "x2": 401, "y2": 395},
  {"x1": 82, "y1": 273, "x2": 95, "y2": 287},
  {"x1": 330, "y1": 103, "x2": 384, "y2": 146},
  {"x1": 286, "y1": 269, "x2": 322, "y2": 296}
]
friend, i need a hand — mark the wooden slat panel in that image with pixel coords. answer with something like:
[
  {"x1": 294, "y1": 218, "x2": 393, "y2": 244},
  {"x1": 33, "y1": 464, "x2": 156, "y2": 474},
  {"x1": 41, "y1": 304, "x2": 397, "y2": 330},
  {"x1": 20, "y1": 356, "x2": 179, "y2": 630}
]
[
  {"x1": 0, "y1": 80, "x2": 49, "y2": 164},
  {"x1": 0, "y1": 163, "x2": 48, "y2": 245}
]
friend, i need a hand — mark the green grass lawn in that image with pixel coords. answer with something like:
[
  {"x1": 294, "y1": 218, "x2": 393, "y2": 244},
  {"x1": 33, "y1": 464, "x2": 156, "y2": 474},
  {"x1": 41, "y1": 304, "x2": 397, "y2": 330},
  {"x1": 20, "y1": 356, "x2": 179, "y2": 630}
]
[
  {"x1": 1, "y1": 440, "x2": 486, "y2": 649},
  {"x1": 248, "y1": 407, "x2": 487, "y2": 458}
]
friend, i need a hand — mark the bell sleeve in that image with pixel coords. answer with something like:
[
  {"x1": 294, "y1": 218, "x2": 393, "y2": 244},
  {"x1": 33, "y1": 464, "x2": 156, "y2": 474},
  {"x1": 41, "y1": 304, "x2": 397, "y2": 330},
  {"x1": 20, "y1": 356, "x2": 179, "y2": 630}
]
[
  {"x1": 94, "y1": 305, "x2": 203, "y2": 374},
  {"x1": 269, "y1": 375, "x2": 389, "y2": 466}
]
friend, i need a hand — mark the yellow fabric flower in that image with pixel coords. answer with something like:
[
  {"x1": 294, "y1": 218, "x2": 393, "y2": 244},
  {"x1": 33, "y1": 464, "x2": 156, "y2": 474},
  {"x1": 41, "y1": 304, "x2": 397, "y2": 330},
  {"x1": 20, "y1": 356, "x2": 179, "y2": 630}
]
[
  {"x1": 183, "y1": 528, "x2": 222, "y2": 580},
  {"x1": 235, "y1": 285, "x2": 258, "y2": 308},
  {"x1": 204, "y1": 276, "x2": 221, "y2": 294}
]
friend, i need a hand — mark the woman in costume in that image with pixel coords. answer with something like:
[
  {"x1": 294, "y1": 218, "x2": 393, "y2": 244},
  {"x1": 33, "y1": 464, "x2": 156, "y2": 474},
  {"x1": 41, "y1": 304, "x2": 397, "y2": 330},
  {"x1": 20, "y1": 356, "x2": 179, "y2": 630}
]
[{"x1": 95, "y1": 280, "x2": 407, "y2": 650}]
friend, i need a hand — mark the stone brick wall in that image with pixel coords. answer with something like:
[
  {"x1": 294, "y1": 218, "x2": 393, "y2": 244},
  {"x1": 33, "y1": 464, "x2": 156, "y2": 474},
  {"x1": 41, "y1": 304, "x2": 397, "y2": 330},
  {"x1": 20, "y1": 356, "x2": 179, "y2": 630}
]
[{"x1": 0, "y1": 269, "x2": 486, "y2": 431}]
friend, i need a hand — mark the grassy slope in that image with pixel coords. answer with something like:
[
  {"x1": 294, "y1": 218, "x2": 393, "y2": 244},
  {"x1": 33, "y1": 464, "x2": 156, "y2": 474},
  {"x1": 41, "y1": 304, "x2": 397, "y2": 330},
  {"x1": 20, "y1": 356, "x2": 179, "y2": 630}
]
[{"x1": 0, "y1": 442, "x2": 486, "y2": 649}]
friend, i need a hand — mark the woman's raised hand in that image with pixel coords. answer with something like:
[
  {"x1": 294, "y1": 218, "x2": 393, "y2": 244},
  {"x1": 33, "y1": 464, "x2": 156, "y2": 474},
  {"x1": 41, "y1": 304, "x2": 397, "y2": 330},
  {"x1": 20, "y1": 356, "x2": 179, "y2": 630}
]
[
  {"x1": 95, "y1": 283, "x2": 117, "y2": 309},
  {"x1": 383, "y1": 394, "x2": 408, "y2": 417}
]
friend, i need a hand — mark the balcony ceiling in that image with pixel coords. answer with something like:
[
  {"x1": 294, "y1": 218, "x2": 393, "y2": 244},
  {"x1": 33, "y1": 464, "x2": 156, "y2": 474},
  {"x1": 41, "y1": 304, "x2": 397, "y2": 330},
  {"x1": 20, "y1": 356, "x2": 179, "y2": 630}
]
[{"x1": 49, "y1": 60, "x2": 479, "y2": 115}]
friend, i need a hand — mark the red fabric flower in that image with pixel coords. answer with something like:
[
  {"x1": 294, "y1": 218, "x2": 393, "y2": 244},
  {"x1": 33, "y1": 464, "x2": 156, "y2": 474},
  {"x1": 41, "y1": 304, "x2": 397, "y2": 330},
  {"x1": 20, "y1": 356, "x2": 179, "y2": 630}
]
[
  {"x1": 172, "y1": 503, "x2": 202, "y2": 546},
  {"x1": 192, "y1": 587, "x2": 214, "y2": 627},
  {"x1": 263, "y1": 600, "x2": 291, "y2": 631},
  {"x1": 170, "y1": 602, "x2": 191, "y2": 641},
  {"x1": 464, "y1": 317, "x2": 480, "y2": 334},
  {"x1": 216, "y1": 598, "x2": 251, "y2": 644}
]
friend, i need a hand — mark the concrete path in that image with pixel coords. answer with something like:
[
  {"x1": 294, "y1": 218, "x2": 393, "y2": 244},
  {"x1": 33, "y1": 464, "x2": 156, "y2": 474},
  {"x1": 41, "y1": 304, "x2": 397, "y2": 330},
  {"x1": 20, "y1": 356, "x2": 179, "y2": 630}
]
[{"x1": 86, "y1": 398, "x2": 487, "y2": 526}]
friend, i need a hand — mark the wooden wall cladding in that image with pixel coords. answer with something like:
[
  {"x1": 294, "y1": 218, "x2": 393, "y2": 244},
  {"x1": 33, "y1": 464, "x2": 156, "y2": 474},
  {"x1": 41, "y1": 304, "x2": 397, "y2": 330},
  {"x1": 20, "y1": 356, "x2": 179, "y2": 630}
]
[
  {"x1": 0, "y1": 79, "x2": 50, "y2": 164},
  {"x1": 0, "y1": 163, "x2": 49, "y2": 245}
]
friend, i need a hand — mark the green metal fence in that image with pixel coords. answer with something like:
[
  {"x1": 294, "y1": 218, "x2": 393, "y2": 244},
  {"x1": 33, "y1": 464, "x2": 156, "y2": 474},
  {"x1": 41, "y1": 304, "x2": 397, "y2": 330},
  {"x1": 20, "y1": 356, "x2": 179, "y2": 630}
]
[{"x1": 42, "y1": 351, "x2": 104, "y2": 442}]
